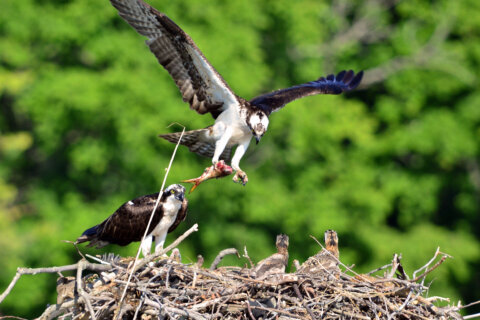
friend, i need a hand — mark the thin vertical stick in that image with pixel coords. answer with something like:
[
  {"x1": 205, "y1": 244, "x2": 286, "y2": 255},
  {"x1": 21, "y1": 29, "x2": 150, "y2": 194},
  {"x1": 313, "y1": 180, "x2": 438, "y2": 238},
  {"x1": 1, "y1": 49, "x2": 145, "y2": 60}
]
[{"x1": 115, "y1": 127, "x2": 185, "y2": 319}]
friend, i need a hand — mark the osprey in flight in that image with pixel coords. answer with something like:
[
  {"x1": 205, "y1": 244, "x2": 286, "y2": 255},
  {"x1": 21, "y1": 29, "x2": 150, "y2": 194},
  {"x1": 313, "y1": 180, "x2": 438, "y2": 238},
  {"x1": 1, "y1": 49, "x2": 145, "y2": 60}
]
[
  {"x1": 76, "y1": 184, "x2": 188, "y2": 256},
  {"x1": 110, "y1": 0, "x2": 363, "y2": 185}
]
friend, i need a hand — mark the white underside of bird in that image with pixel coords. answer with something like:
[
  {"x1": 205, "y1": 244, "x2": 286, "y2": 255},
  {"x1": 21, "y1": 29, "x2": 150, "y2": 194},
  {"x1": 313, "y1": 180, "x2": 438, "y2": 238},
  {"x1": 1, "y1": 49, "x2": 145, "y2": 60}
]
[
  {"x1": 185, "y1": 45, "x2": 257, "y2": 178},
  {"x1": 140, "y1": 196, "x2": 182, "y2": 257}
]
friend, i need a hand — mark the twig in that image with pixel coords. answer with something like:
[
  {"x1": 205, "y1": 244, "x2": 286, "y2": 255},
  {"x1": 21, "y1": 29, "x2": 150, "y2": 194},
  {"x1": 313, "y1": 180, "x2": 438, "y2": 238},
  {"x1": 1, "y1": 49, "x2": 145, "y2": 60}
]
[
  {"x1": 412, "y1": 249, "x2": 450, "y2": 282},
  {"x1": 367, "y1": 262, "x2": 393, "y2": 276},
  {"x1": 461, "y1": 300, "x2": 480, "y2": 309},
  {"x1": 293, "y1": 259, "x2": 301, "y2": 271},
  {"x1": 75, "y1": 260, "x2": 96, "y2": 320},
  {"x1": 191, "y1": 293, "x2": 248, "y2": 311},
  {"x1": 144, "y1": 298, "x2": 208, "y2": 320},
  {"x1": 85, "y1": 254, "x2": 112, "y2": 265},
  {"x1": 62, "y1": 240, "x2": 87, "y2": 260},
  {"x1": 387, "y1": 254, "x2": 399, "y2": 279},
  {"x1": 132, "y1": 293, "x2": 145, "y2": 320},
  {"x1": 245, "y1": 300, "x2": 257, "y2": 320},
  {"x1": 331, "y1": 308, "x2": 371, "y2": 320},
  {"x1": 115, "y1": 127, "x2": 185, "y2": 319},
  {"x1": 0, "y1": 263, "x2": 111, "y2": 304},
  {"x1": 243, "y1": 246, "x2": 254, "y2": 268},
  {"x1": 464, "y1": 312, "x2": 480, "y2": 320},
  {"x1": 248, "y1": 305, "x2": 307, "y2": 319},
  {"x1": 210, "y1": 248, "x2": 240, "y2": 270},
  {"x1": 133, "y1": 223, "x2": 199, "y2": 272},
  {"x1": 36, "y1": 299, "x2": 77, "y2": 320},
  {"x1": 293, "y1": 283, "x2": 315, "y2": 320}
]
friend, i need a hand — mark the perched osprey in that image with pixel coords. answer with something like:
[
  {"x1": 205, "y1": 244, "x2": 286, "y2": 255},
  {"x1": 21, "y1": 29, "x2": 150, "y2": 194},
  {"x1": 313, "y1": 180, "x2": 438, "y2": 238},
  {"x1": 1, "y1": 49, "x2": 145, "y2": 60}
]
[
  {"x1": 110, "y1": 0, "x2": 363, "y2": 185},
  {"x1": 76, "y1": 184, "x2": 188, "y2": 257},
  {"x1": 252, "y1": 234, "x2": 289, "y2": 280}
]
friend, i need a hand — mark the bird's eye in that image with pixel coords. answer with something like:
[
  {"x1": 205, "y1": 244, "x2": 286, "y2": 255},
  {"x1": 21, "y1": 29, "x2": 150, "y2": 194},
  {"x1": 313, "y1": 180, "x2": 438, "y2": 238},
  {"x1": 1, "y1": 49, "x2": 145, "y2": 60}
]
[{"x1": 170, "y1": 190, "x2": 175, "y2": 194}]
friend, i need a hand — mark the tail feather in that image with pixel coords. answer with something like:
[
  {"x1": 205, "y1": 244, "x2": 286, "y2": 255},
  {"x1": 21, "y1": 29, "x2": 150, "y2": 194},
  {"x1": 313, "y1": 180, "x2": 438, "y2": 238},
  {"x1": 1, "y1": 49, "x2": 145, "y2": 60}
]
[
  {"x1": 76, "y1": 225, "x2": 98, "y2": 244},
  {"x1": 159, "y1": 128, "x2": 232, "y2": 161},
  {"x1": 76, "y1": 225, "x2": 109, "y2": 249}
]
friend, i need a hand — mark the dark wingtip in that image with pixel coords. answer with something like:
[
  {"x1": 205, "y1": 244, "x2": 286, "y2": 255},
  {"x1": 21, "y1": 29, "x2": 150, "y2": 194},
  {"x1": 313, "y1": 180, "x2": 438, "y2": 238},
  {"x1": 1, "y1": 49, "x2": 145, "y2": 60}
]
[
  {"x1": 336, "y1": 70, "x2": 346, "y2": 82},
  {"x1": 347, "y1": 70, "x2": 364, "y2": 90}
]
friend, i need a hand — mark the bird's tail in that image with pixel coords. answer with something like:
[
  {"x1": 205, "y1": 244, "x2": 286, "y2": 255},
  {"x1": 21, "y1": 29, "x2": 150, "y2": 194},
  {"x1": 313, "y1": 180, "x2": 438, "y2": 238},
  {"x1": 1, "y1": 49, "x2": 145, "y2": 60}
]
[
  {"x1": 76, "y1": 225, "x2": 109, "y2": 249},
  {"x1": 76, "y1": 225, "x2": 98, "y2": 243},
  {"x1": 159, "y1": 127, "x2": 232, "y2": 161}
]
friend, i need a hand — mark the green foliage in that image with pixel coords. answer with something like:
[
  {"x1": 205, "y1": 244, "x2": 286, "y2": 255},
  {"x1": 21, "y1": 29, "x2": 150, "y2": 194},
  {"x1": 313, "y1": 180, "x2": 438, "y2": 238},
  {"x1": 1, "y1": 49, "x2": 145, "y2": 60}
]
[{"x1": 1, "y1": 0, "x2": 479, "y2": 317}]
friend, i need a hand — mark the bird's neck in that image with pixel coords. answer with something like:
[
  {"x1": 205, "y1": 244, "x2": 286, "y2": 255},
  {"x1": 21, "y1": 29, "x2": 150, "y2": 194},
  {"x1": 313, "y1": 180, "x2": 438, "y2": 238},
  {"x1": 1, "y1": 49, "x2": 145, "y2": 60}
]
[
  {"x1": 163, "y1": 197, "x2": 182, "y2": 213},
  {"x1": 326, "y1": 245, "x2": 339, "y2": 258}
]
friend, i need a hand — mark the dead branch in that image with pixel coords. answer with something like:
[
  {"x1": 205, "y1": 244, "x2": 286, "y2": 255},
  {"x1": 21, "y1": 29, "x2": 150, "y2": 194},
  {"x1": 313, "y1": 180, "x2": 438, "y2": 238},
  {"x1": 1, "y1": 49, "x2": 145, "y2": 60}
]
[
  {"x1": 0, "y1": 262, "x2": 111, "y2": 304},
  {"x1": 210, "y1": 248, "x2": 240, "y2": 270}
]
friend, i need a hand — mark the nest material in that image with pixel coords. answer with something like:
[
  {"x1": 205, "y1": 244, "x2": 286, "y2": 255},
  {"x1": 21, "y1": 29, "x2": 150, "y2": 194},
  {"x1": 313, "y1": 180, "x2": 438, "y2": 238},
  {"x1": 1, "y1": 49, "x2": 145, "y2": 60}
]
[{"x1": 40, "y1": 249, "x2": 461, "y2": 320}]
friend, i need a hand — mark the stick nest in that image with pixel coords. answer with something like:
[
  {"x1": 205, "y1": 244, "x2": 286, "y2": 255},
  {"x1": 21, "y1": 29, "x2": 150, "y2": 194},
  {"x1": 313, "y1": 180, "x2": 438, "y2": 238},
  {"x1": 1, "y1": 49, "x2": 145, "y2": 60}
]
[{"x1": 40, "y1": 247, "x2": 461, "y2": 320}]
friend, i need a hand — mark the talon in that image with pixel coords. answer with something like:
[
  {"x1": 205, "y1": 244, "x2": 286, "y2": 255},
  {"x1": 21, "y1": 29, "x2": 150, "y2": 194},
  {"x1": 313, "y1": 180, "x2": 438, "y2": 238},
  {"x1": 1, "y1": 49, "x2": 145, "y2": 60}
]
[{"x1": 233, "y1": 170, "x2": 248, "y2": 186}]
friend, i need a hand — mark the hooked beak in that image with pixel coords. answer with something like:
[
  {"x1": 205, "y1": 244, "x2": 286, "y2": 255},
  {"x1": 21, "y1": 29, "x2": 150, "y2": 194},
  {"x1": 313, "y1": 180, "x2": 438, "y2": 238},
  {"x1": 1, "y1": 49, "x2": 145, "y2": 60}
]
[
  {"x1": 255, "y1": 136, "x2": 261, "y2": 144},
  {"x1": 175, "y1": 193, "x2": 185, "y2": 202}
]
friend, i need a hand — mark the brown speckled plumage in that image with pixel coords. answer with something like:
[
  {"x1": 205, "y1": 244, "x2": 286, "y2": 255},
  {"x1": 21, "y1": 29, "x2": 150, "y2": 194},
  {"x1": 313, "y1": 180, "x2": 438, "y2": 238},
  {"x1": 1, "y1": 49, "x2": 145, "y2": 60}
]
[
  {"x1": 252, "y1": 234, "x2": 289, "y2": 280},
  {"x1": 297, "y1": 230, "x2": 340, "y2": 276}
]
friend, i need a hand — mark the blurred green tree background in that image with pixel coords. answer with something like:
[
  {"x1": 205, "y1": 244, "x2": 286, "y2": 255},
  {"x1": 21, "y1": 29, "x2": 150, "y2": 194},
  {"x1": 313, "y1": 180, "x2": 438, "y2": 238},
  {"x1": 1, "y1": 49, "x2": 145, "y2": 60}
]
[{"x1": 1, "y1": 0, "x2": 479, "y2": 317}]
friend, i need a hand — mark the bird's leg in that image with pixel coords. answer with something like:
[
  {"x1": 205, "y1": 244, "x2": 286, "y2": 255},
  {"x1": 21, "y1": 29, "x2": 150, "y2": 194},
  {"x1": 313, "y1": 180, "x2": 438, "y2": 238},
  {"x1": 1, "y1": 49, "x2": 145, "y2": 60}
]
[
  {"x1": 154, "y1": 233, "x2": 169, "y2": 257},
  {"x1": 231, "y1": 139, "x2": 250, "y2": 186},
  {"x1": 141, "y1": 235, "x2": 153, "y2": 257},
  {"x1": 212, "y1": 126, "x2": 232, "y2": 165}
]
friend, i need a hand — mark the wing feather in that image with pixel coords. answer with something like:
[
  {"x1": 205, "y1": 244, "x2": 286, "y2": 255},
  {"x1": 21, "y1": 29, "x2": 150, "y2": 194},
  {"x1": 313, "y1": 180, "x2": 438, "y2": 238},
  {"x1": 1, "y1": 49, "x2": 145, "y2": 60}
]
[
  {"x1": 249, "y1": 70, "x2": 363, "y2": 115},
  {"x1": 159, "y1": 128, "x2": 232, "y2": 161},
  {"x1": 96, "y1": 193, "x2": 163, "y2": 246},
  {"x1": 110, "y1": 0, "x2": 238, "y2": 118}
]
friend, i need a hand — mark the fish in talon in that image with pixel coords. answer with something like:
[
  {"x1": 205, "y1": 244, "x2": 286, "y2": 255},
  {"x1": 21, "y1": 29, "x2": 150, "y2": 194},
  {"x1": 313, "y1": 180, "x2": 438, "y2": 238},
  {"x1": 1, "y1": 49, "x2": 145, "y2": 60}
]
[{"x1": 182, "y1": 160, "x2": 233, "y2": 193}]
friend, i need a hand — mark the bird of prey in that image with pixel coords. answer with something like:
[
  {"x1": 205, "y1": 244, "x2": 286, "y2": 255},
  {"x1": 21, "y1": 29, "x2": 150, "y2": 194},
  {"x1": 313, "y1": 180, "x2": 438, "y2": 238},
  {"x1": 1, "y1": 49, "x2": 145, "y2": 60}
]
[
  {"x1": 76, "y1": 184, "x2": 188, "y2": 257},
  {"x1": 110, "y1": 0, "x2": 363, "y2": 185},
  {"x1": 297, "y1": 229, "x2": 340, "y2": 277},
  {"x1": 252, "y1": 234, "x2": 289, "y2": 280}
]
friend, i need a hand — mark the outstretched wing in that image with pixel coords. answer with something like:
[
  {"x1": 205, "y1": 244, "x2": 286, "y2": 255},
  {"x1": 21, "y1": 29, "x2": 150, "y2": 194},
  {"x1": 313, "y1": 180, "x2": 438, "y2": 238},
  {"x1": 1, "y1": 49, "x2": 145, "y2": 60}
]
[
  {"x1": 96, "y1": 193, "x2": 164, "y2": 246},
  {"x1": 110, "y1": 0, "x2": 239, "y2": 119},
  {"x1": 249, "y1": 70, "x2": 363, "y2": 115}
]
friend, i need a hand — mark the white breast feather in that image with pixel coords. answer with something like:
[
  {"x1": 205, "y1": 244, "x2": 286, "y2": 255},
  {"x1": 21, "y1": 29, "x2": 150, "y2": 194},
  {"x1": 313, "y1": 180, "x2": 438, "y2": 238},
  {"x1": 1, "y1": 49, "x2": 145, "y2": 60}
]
[{"x1": 150, "y1": 197, "x2": 182, "y2": 238}]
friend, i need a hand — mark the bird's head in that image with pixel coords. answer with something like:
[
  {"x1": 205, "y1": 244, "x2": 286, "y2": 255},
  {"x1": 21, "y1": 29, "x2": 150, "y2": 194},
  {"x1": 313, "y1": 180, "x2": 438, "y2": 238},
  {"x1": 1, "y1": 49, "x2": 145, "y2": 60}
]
[
  {"x1": 164, "y1": 184, "x2": 186, "y2": 202},
  {"x1": 324, "y1": 229, "x2": 339, "y2": 257},
  {"x1": 247, "y1": 111, "x2": 269, "y2": 144},
  {"x1": 276, "y1": 234, "x2": 289, "y2": 250}
]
